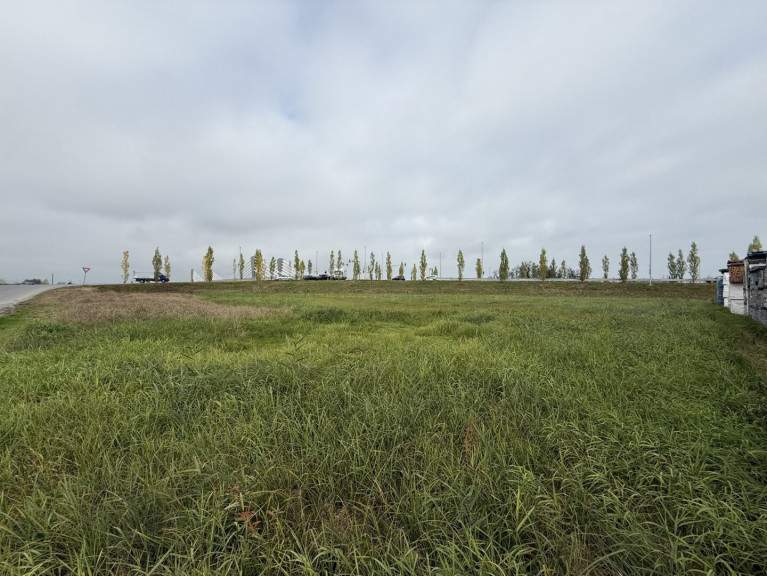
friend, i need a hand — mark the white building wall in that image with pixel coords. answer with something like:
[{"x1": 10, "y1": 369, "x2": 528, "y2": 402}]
[{"x1": 729, "y1": 283, "x2": 746, "y2": 315}]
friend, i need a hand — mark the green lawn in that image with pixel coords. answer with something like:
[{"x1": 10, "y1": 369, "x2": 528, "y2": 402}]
[{"x1": 0, "y1": 281, "x2": 765, "y2": 575}]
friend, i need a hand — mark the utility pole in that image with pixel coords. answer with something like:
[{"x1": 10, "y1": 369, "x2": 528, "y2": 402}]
[{"x1": 649, "y1": 234, "x2": 652, "y2": 286}]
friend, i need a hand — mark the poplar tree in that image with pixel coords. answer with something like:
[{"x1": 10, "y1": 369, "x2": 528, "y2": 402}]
[
  {"x1": 369, "y1": 252, "x2": 376, "y2": 281},
  {"x1": 419, "y1": 250, "x2": 427, "y2": 281},
  {"x1": 353, "y1": 250, "x2": 361, "y2": 280},
  {"x1": 499, "y1": 249, "x2": 509, "y2": 281},
  {"x1": 163, "y1": 256, "x2": 171, "y2": 280},
  {"x1": 152, "y1": 248, "x2": 162, "y2": 281},
  {"x1": 398, "y1": 262, "x2": 405, "y2": 277},
  {"x1": 255, "y1": 250, "x2": 264, "y2": 284},
  {"x1": 294, "y1": 251, "x2": 301, "y2": 280},
  {"x1": 667, "y1": 252, "x2": 677, "y2": 279},
  {"x1": 308, "y1": 260, "x2": 313, "y2": 275},
  {"x1": 748, "y1": 235, "x2": 762, "y2": 253},
  {"x1": 268, "y1": 256, "x2": 276, "y2": 280},
  {"x1": 601, "y1": 255, "x2": 609, "y2": 280},
  {"x1": 676, "y1": 248, "x2": 686, "y2": 280},
  {"x1": 475, "y1": 258, "x2": 483, "y2": 279},
  {"x1": 329, "y1": 251, "x2": 335, "y2": 275},
  {"x1": 539, "y1": 248, "x2": 547, "y2": 282},
  {"x1": 337, "y1": 250, "x2": 343, "y2": 271},
  {"x1": 548, "y1": 258, "x2": 557, "y2": 279},
  {"x1": 121, "y1": 250, "x2": 130, "y2": 284},
  {"x1": 729, "y1": 252, "x2": 739, "y2": 261},
  {"x1": 457, "y1": 250, "x2": 465, "y2": 281},
  {"x1": 202, "y1": 247, "x2": 214, "y2": 282},
  {"x1": 520, "y1": 261, "x2": 528, "y2": 279},
  {"x1": 578, "y1": 245, "x2": 591, "y2": 282},
  {"x1": 687, "y1": 241, "x2": 700, "y2": 283},
  {"x1": 238, "y1": 253, "x2": 245, "y2": 280},
  {"x1": 629, "y1": 252, "x2": 638, "y2": 280},
  {"x1": 559, "y1": 260, "x2": 566, "y2": 279},
  {"x1": 619, "y1": 247, "x2": 630, "y2": 283},
  {"x1": 411, "y1": 264, "x2": 417, "y2": 281},
  {"x1": 375, "y1": 263, "x2": 382, "y2": 281},
  {"x1": 386, "y1": 252, "x2": 392, "y2": 280}
]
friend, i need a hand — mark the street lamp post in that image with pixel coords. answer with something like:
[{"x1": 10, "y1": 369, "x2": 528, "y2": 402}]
[{"x1": 649, "y1": 234, "x2": 652, "y2": 286}]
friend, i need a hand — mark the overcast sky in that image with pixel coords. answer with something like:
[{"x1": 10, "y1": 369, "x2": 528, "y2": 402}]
[{"x1": 1, "y1": 1, "x2": 765, "y2": 284}]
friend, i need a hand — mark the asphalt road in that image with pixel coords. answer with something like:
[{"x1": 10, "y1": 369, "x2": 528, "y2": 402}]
[{"x1": 0, "y1": 284, "x2": 63, "y2": 317}]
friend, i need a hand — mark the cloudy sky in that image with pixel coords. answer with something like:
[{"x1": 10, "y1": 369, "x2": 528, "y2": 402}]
[{"x1": 1, "y1": 1, "x2": 765, "y2": 284}]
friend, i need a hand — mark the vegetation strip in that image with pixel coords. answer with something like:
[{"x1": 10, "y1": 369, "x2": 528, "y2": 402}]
[{"x1": 0, "y1": 282, "x2": 764, "y2": 575}]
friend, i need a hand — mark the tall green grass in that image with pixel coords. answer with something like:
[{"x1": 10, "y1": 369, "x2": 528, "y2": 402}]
[{"x1": 0, "y1": 283, "x2": 764, "y2": 574}]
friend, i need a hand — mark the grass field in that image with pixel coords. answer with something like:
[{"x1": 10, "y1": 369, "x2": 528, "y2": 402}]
[{"x1": 0, "y1": 281, "x2": 765, "y2": 575}]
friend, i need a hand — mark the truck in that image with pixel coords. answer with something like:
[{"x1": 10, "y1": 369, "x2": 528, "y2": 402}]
[
  {"x1": 331, "y1": 267, "x2": 347, "y2": 280},
  {"x1": 133, "y1": 272, "x2": 169, "y2": 283}
]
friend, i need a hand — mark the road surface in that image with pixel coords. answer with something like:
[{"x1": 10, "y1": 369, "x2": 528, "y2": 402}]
[{"x1": 0, "y1": 284, "x2": 63, "y2": 317}]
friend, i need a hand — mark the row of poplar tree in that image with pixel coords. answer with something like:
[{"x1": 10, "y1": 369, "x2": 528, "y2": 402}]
[
  {"x1": 666, "y1": 243, "x2": 701, "y2": 282},
  {"x1": 489, "y1": 245, "x2": 640, "y2": 283},
  {"x1": 493, "y1": 242, "x2": 703, "y2": 282},
  {"x1": 122, "y1": 236, "x2": 762, "y2": 284}
]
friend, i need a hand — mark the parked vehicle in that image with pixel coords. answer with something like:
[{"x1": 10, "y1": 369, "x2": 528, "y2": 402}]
[
  {"x1": 134, "y1": 273, "x2": 169, "y2": 283},
  {"x1": 392, "y1": 275, "x2": 406, "y2": 281}
]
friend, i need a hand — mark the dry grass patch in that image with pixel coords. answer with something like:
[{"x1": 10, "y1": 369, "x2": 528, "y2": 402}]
[{"x1": 32, "y1": 287, "x2": 289, "y2": 323}]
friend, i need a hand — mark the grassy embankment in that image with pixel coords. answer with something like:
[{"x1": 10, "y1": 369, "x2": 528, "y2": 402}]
[{"x1": 0, "y1": 280, "x2": 765, "y2": 575}]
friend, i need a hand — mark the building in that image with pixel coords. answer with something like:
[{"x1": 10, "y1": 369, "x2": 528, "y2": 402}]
[
  {"x1": 727, "y1": 260, "x2": 746, "y2": 315},
  {"x1": 745, "y1": 251, "x2": 767, "y2": 326}
]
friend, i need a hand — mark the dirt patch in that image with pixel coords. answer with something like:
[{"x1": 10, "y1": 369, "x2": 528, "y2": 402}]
[{"x1": 31, "y1": 287, "x2": 290, "y2": 323}]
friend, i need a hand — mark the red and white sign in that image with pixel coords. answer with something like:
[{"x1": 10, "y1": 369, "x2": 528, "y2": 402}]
[{"x1": 82, "y1": 267, "x2": 91, "y2": 273}]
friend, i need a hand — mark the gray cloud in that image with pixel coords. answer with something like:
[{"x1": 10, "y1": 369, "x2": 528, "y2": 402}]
[{"x1": 1, "y1": 0, "x2": 765, "y2": 284}]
